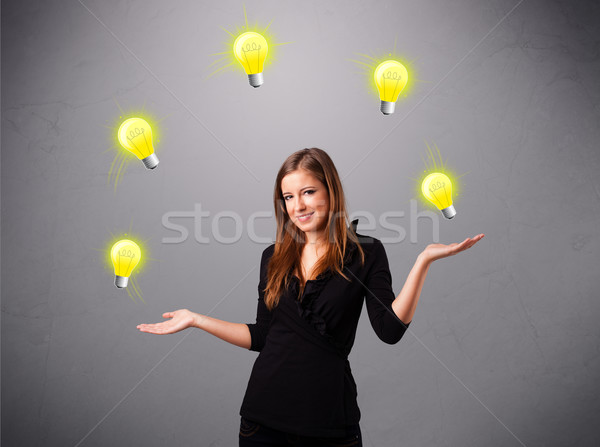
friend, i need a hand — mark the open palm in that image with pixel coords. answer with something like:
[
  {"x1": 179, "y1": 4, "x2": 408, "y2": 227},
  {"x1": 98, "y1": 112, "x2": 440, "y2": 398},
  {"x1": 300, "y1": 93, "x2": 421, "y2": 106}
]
[
  {"x1": 137, "y1": 309, "x2": 195, "y2": 335},
  {"x1": 422, "y1": 233, "x2": 485, "y2": 263}
]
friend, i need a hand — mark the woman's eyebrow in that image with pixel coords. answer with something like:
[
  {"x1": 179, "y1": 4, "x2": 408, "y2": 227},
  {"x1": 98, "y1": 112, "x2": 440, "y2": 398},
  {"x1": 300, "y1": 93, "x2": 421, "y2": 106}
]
[{"x1": 282, "y1": 186, "x2": 316, "y2": 195}]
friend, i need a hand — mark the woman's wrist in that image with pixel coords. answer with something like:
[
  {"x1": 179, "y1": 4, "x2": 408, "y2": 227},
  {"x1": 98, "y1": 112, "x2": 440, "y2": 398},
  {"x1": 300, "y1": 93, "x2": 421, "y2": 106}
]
[
  {"x1": 417, "y1": 251, "x2": 433, "y2": 266},
  {"x1": 192, "y1": 312, "x2": 206, "y2": 329}
]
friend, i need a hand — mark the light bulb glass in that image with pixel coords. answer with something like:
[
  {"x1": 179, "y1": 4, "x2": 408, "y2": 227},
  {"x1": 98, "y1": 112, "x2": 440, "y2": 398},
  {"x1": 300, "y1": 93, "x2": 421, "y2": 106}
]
[
  {"x1": 117, "y1": 117, "x2": 159, "y2": 169},
  {"x1": 110, "y1": 239, "x2": 141, "y2": 288},
  {"x1": 421, "y1": 172, "x2": 456, "y2": 219},
  {"x1": 374, "y1": 60, "x2": 408, "y2": 115},
  {"x1": 233, "y1": 31, "x2": 268, "y2": 87}
]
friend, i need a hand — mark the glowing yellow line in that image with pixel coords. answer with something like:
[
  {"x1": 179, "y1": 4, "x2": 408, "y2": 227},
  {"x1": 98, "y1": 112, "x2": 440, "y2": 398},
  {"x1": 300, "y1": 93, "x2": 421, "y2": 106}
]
[
  {"x1": 130, "y1": 277, "x2": 143, "y2": 299},
  {"x1": 112, "y1": 155, "x2": 122, "y2": 191},
  {"x1": 107, "y1": 153, "x2": 119, "y2": 186},
  {"x1": 206, "y1": 62, "x2": 236, "y2": 79},
  {"x1": 114, "y1": 156, "x2": 127, "y2": 192},
  {"x1": 434, "y1": 143, "x2": 445, "y2": 170},
  {"x1": 348, "y1": 59, "x2": 372, "y2": 69},
  {"x1": 425, "y1": 141, "x2": 437, "y2": 171},
  {"x1": 131, "y1": 277, "x2": 145, "y2": 303},
  {"x1": 126, "y1": 286, "x2": 136, "y2": 303},
  {"x1": 221, "y1": 26, "x2": 235, "y2": 37},
  {"x1": 208, "y1": 55, "x2": 231, "y2": 68},
  {"x1": 355, "y1": 52, "x2": 378, "y2": 62},
  {"x1": 243, "y1": 4, "x2": 249, "y2": 29},
  {"x1": 113, "y1": 154, "x2": 124, "y2": 191},
  {"x1": 113, "y1": 96, "x2": 125, "y2": 115},
  {"x1": 420, "y1": 153, "x2": 428, "y2": 171},
  {"x1": 155, "y1": 114, "x2": 171, "y2": 123}
]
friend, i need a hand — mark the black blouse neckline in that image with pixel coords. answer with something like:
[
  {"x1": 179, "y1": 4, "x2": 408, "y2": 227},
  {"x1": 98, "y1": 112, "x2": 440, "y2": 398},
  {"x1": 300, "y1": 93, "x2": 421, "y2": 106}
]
[
  {"x1": 289, "y1": 218, "x2": 360, "y2": 359},
  {"x1": 290, "y1": 218, "x2": 359, "y2": 287}
]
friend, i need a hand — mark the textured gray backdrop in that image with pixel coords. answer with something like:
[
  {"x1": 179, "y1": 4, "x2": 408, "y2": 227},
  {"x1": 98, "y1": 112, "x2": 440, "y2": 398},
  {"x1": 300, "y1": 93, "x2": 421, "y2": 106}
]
[{"x1": 2, "y1": 0, "x2": 600, "y2": 446}]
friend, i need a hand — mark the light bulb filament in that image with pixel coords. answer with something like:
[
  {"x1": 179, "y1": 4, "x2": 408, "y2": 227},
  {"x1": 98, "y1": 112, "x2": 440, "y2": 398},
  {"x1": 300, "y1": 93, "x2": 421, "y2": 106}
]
[
  {"x1": 384, "y1": 70, "x2": 402, "y2": 80},
  {"x1": 127, "y1": 127, "x2": 144, "y2": 141},
  {"x1": 243, "y1": 42, "x2": 261, "y2": 52},
  {"x1": 119, "y1": 248, "x2": 135, "y2": 258},
  {"x1": 430, "y1": 180, "x2": 445, "y2": 191}
]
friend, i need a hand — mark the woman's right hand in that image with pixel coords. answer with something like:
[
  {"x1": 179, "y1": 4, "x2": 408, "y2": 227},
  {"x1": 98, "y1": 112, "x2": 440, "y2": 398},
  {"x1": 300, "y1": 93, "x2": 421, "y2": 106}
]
[{"x1": 137, "y1": 309, "x2": 197, "y2": 335}]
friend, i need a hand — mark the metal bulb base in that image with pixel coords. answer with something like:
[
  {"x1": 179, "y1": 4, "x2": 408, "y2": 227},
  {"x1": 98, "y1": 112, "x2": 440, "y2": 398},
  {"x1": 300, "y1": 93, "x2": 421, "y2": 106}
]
[
  {"x1": 141, "y1": 153, "x2": 159, "y2": 169},
  {"x1": 248, "y1": 73, "x2": 263, "y2": 88},
  {"x1": 441, "y1": 205, "x2": 456, "y2": 219},
  {"x1": 380, "y1": 101, "x2": 395, "y2": 115},
  {"x1": 115, "y1": 275, "x2": 129, "y2": 288}
]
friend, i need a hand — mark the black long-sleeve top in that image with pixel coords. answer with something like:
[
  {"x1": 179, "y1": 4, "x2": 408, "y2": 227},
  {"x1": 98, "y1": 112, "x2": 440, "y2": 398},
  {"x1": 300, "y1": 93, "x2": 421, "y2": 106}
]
[{"x1": 240, "y1": 229, "x2": 411, "y2": 437}]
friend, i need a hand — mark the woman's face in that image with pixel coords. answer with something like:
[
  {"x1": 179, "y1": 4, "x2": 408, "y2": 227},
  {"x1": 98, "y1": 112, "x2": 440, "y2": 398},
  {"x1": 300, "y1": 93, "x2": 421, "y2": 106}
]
[{"x1": 281, "y1": 169, "x2": 330, "y2": 240}]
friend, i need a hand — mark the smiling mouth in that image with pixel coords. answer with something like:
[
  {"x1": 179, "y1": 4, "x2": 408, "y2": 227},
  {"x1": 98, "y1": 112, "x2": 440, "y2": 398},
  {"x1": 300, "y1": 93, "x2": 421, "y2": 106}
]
[{"x1": 297, "y1": 212, "x2": 314, "y2": 220}]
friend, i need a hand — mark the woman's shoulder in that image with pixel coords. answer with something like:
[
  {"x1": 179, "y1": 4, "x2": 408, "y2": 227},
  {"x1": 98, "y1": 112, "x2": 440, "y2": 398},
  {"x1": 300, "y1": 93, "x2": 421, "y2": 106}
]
[
  {"x1": 353, "y1": 231, "x2": 383, "y2": 253},
  {"x1": 261, "y1": 243, "x2": 276, "y2": 261},
  {"x1": 349, "y1": 218, "x2": 383, "y2": 250},
  {"x1": 345, "y1": 231, "x2": 386, "y2": 269}
]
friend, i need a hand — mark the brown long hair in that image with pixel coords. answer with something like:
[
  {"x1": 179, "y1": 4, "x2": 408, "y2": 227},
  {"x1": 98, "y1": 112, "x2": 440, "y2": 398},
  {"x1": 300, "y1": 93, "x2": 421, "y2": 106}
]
[{"x1": 263, "y1": 148, "x2": 365, "y2": 310}]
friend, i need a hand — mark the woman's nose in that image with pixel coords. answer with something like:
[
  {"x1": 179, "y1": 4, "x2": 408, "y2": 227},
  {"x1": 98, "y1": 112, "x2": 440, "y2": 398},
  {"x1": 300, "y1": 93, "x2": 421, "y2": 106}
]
[{"x1": 295, "y1": 197, "x2": 306, "y2": 211}]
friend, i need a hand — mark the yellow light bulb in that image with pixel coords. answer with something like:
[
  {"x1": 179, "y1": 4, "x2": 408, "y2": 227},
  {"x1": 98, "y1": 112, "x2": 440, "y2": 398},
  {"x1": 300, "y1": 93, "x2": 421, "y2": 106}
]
[
  {"x1": 374, "y1": 60, "x2": 408, "y2": 115},
  {"x1": 233, "y1": 31, "x2": 268, "y2": 87},
  {"x1": 117, "y1": 117, "x2": 159, "y2": 169},
  {"x1": 110, "y1": 239, "x2": 141, "y2": 288},
  {"x1": 421, "y1": 172, "x2": 456, "y2": 219}
]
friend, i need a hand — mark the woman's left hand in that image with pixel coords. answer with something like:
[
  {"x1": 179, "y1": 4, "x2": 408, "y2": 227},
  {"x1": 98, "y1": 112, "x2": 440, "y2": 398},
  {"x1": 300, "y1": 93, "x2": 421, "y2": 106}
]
[{"x1": 420, "y1": 233, "x2": 485, "y2": 264}]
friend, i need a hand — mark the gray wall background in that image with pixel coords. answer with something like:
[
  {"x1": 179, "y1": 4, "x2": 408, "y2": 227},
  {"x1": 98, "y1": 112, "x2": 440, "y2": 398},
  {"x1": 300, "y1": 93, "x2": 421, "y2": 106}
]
[{"x1": 2, "y1": 0, "x2": 600, "y2": 445}]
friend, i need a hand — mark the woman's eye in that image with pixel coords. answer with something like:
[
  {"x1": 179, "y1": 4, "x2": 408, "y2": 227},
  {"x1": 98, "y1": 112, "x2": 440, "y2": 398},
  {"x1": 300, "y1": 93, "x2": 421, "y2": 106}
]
[{"x1": 284, "y1": 191, "x2": 314, "y2": 201}]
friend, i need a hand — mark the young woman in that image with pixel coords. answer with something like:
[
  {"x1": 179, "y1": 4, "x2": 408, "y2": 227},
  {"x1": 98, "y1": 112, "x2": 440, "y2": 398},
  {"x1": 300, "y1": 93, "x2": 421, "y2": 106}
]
[{"x1": 137, "y1": 148, "x2": 484, "y2": 446}]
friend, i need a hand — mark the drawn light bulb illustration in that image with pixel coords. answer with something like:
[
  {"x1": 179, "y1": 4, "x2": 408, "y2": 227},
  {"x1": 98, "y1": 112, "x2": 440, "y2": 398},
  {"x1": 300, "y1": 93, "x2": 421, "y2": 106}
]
[
  {"x1": 374, "y1": 60, "x2": 408, "y2": 115},
  {"x1": 233, "y1": 31, "x2": 268, "y2": 87},
  {"x1": 421, "y1": 172, "x2": 456, "y2": 219},
  {"x1": 118, "y1": 117, "x2": 159, "y2": 169},
  {"x1": 110, "y1": 239, "x2": 141, "y2": 288}
]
